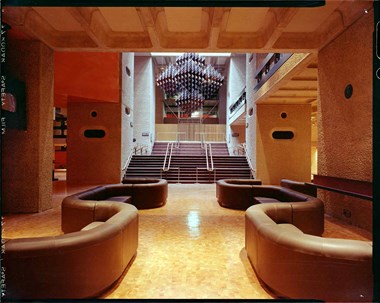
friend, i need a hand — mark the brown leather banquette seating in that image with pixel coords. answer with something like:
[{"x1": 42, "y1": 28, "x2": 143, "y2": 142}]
[
  {"x1": 3, "y1": 179, "x2": 167, "y2": 300},
  {"x1": 3, "y1": 199, "x2": 139, "y2": 299},
  {"x1": 216, "y1": 179, "x2": 262, "y2": 209},
  {"x1": 121, "y1": 177, "x2": 168, "y2": 209},
  {"x1": 62, "y1": 180, "x2": 167, "y2": 233},
  {"x1": 245, "y1": 201, "x2": 373, "y2": 302},
  {"x1": 216, "y1": 179, "x2": 318, "y2": 210}
]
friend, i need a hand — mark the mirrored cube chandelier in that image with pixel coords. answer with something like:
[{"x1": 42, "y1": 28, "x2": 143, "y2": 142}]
[{"x1": 156, "y1": 53, "x2": 224, "y2": 114}]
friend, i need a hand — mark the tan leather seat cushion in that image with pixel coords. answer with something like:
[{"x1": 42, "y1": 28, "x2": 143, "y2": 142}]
[
  {"x1": 253, "y1": 197, "x2": 280, "y2": 204},
  {"x1": 105, "y1": 196, "x2": 132, "y2": 203}
]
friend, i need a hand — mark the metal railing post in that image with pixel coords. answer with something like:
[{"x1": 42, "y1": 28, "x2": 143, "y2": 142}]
[{"x1": 242, "y1": 143, "x2": 255, "y2": 179}]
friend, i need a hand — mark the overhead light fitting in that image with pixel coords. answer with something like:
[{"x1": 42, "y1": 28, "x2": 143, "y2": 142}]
[{"x1": 156, "y1": 52, "x2": 224, "y2": 114}]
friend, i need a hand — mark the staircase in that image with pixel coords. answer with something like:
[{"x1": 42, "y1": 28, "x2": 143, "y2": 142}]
[{"x1": 123, "y1": 142, "x2": 252, "y2": 183}]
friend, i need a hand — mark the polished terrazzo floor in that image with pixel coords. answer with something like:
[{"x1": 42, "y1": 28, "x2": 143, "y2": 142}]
[{"x1": 3, "y1": 179, "x2": 372, "y2": 299}]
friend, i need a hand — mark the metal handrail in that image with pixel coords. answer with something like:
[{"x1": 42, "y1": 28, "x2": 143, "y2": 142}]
[
  {"x1": 122, "y1": 144, "x2": 136, "y2": 171},
  {"x1": 200, "y1": 133, "x2": 205, "y2": 149},
  {"x1": 205, "y1": 142, "x2": 209, "y2": 171},
  {"x1": 162, "y1": 142, "x2": 172, "y2": 171},
  {"x1": 167, "y1": 143, "x2": 174, "y2": 171},
  {"x1": 230, "y1": 144, "x2": 245, "y2": 155},
  {"x1": 134, "y1": 143, "x2": 149, "y2": 155},
  {"x1": 174, "y1": 134, "x2": 181, "y2": 148},
  {"x1": 196, "y1": 167, "x2": 217, "y2": 183},
  {"x1": 161, "y1": 167, "x2": 180, "y2": 183},
  {"x1": 196, "y1": 167, "x2": 252, "y2": 183},
  {"x1": 242, "y1": 143, "x2": 255, "y2": 178},
  {"x1": 208, "y1": 143, "x2": 214, "y2": 171}
]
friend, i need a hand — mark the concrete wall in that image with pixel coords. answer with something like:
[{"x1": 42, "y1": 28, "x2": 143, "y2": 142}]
[
  {"x1": 318, "y1": 11, "x2": 373, "y2": 231},
  {"x1": 256, "y1": 104, "x2": 311, "y2": 185},
  {"x1": 2, "y1": 40, "x2": 54, "y2": 213},
  {"x1": 134, "y1": 56, "x2": 155, "y2": 150},
  {"x1": 155, "y1": 83, "x2": 164, "y2": 124},
  {"x1": 121, "y1": 53, "x2": 135, "y2": 176},
  {"x1": 227, "y1": 54, "x2": 246, "y2": 148},
  {"x1": 218, "y1": 75, "x2": 227, "y2": 125},
  {"x1": 67, "y1": 101, "x2": 121, "y2": 185}
]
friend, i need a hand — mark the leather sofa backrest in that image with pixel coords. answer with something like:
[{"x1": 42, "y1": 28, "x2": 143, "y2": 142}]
[
  {"x1": 280, "y1": 179, "x2": 317, "y2": 197},
  {"x1": 62, "y1": 181, "x2": 167, "y2": 233},
  {"x1": 245, "y1": 202, "x2": 372, "y2": 301},
  {"x1": 4, "y1": 201, "x2": 138, "y2": 299},
  {"x1": 217, "y1": 180, "x2": 320, "y2": 211},
  {"x1": 222, "y1": 179, "x2": 263, "y2": 186},
  {"x1": 122, "y1": 177, "x2": 163, "y2": 184}
]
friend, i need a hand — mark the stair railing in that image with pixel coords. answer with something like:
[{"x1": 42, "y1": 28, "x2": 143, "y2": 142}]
[
  {"x1": 205, "y1": 142, "x2": 210, "y2": 171},
  {"x1": 208, "y1": 143, "x2": 214, "y2": 172},
  {"x1": 162, "y1": 142, "x2": 170, "y2": 171},
  {"x1": 162, "y1": 142, "x2": 174, "y2": 172},
  {"x1": 196, "y1": 167, "x2": 217, "y2": 183},
  {"x1": 200, "y1": 133, "x2": 206, "y2": 149},
  {"x1": 242, "y1": 143, "x2": 255, "y2": 179},
  {"x1": 167, "y1": 143, "x2": 174, "y2": 171},
  {"x1": 175, "y1": 133, "x2": 181, "y2": 148},
  {"x1": 122, "y1": 144, "x2": 136, "y2": 172}
]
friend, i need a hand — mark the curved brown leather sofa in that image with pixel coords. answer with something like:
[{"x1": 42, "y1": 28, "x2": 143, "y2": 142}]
[
  {"x1": 216, "y1": 179, "x2": 318, "y2": 211},
  {"x1": 62, "y1": 181, "x2": 167, "y2": 233},
  {"x1": 3, "y1": 200, "x2": 138, "y2": 299},
  {"x1": 245, "y1": 201, "x2": 373, "y2": 302},
  {"x1": 216, "y1": 179, "x2": 262, "y2": 209},
  {"x1": 122, "y1": 178, "x2": 168, "y2": 209}
]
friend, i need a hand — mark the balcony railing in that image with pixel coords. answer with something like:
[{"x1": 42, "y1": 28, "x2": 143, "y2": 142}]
[{"x1": 254, "y1": 53, "x2": 292, "y2": 92}]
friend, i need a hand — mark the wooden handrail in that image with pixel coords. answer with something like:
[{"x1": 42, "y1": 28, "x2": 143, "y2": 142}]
[{"x1": 309, "y1": 175, "x2": 372, "y2": 201}]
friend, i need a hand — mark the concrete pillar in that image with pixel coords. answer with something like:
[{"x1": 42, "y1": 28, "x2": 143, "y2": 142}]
[
  {"x1": 134, "y1": 56, "x2": 155, "y2": 150},
  {"x1": 2, "y1": 40, "x2": 54, "y2": 213},
  {"x1": 245, "y1": 53, "x2": 257, "y2": 175},
  {"x1": 256, "y1": 104, "x2": 311, "y2": 185},
  {"x1": 66, "y1": 100, "x2": 122, "y2": 186},
  {"x1": 218, "y1": 77, "x2": 227, "y2": 125},
  {"x1": 226, "y1": 54, "x2": 246, "y2": 148},
  {"x1": 121, "y1": 53, "x2": 135, "y2": 175}
]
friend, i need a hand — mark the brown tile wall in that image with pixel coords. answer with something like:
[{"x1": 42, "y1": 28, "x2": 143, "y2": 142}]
[{"x1": 318, "y1": 11, "x2": 373, "y2": 231}]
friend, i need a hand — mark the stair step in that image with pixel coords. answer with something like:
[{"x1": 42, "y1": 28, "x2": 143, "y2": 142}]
[{"x1": 124, "y1": 141, "x2": 251, "y2": 183}]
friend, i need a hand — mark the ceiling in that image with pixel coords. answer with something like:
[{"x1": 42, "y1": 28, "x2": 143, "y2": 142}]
[
  {"x1": 3, "y1": 2, "x2": 372, "y2": 53},
  {"x1": 3, "y1": 2, "x2": 372, "y2": 134}
]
